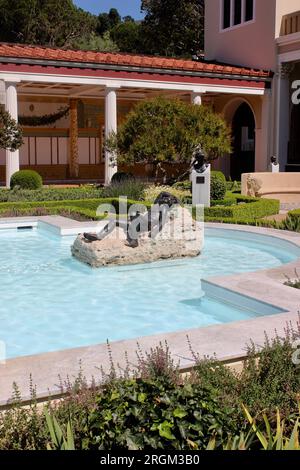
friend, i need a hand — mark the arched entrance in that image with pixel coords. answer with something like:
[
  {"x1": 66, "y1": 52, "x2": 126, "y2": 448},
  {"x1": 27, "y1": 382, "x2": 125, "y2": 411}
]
[{"x1": 230, "y1": 102, "x2": 256, "y2": 180}]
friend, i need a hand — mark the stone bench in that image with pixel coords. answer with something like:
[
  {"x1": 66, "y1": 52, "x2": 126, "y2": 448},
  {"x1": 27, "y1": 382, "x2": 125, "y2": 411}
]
[{"x1": 241, "y1": 173, "x2": 300, "y2": 205}]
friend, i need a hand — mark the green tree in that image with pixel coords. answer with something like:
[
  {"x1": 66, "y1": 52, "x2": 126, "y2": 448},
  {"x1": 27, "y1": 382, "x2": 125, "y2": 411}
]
[
  {"x1": 97, "y1": 8, "x2": 121, "y2": 36},
  {"x1": 141, "y1": 0, "x2": 205, "y2": 57},
  {"x1": 111, "y1": 21, "x2": 142, "y2": 53},
  {"x1": 107, "y1": 97, "x2": 231, "y2": 167},
  {"x1": 0, "y1": 0, "x2": 96, "y2": 48},
  {"x1": 74, "y1": 32, "x2": 119, "y2": 53},
  {"x1": 0, "y1": 107, "x2": 23, "y2": 152}
]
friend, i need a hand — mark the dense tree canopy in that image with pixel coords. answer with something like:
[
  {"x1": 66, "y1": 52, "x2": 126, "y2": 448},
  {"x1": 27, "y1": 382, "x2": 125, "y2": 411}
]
[
  {"x1": 0, "y1": 0, "x2": 96, "y2": 48},
  {"x1": 106, "y1": 97, "x2": 231, "y2": 167},
  {"x1": 0, "y1": 1, "x2": 205, "y2": 57},
  {"x1": 141, "y1": 0, "x2": 205, "y2": 57}
]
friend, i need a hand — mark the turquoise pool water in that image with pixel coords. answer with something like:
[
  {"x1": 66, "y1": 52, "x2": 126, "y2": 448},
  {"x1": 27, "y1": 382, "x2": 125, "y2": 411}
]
[{"x1": 0, "y1": 227, "x2": 298, "y2": 359}]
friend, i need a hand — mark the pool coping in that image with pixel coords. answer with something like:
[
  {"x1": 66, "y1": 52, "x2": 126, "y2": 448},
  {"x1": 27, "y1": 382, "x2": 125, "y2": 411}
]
[{"x1": 1, "y1": 217, "x2": 300, "y2": 406}]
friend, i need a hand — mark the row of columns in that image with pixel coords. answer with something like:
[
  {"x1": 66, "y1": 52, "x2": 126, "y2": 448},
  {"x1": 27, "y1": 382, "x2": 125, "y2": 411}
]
[
  {"x1": 1, "y1": 82, "x2": 204, "y2": 187},
  {"x1": 36, "y1": 86, "x2": 203, "y2": 186}
]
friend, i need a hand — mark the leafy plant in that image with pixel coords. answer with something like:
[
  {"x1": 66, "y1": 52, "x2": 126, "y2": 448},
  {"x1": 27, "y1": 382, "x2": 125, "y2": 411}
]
[
  {"x1": 87, "y1": 379, "x2": 235, "y2": 450},
  {"x1": 282, "y1": 213, "x2": 300, "y2": 233},
  {"x1": 106, "y1": 97, "x2": 231, "y2": 168},
  {"x1": 243, "y1": 406, "x2": 300, "y2": 450},
  {"x1": 284, "y1": 270, "x2": 300, "y2": 289},
  {"x1": 111, "y1": 171, "x2": 134, "y2": 184},
  {"x1": 239, "y1": 330, "x2": 300, "y2": 416},
  {"x1": 102, "y1": 179, "x2": 146, "y2": 201},
  {"x1": 45, "y1": 409, "x2": 75, "y2": 451},
  {"x1": 211, "y1": 170, "x2": 226, "y2": 183},
  {"x1": 143, "y1": 184, "x2": 190, "y2": 204},
  {"x1": 10, "y1": 170, "x2": 42, "y2": 190},
  {"x1": 210, "y1": 174, "x2": 226, "y2": 201}
]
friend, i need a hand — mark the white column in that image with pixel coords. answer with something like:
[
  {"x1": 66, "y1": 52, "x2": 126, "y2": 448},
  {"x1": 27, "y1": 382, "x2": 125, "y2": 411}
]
[
  {"x1": 276, "y1": 64, "x2": 291, "y2": 171},
  {"x1": 191, "y1": 92, "x2": 203, "y2": 106},
  {"x1": 5, "y1": 82, "x2": 20, "y2": 188},
  {"x1": 105, "y1": 87, "x2": 118, "y2": 185},
  {"x1": 0, "y1": 80, "x2": 5, "y2": 105}
]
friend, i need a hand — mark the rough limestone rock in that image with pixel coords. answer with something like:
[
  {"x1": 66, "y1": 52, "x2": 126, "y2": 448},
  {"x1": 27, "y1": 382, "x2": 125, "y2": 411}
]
[{"x1": 71, "y1": 207, "x2": 203, "y2": 268}]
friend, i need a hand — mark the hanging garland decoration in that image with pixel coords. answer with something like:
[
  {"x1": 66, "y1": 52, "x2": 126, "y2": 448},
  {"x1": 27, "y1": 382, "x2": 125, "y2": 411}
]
[
  {"x1": 19, "y1": 106, "x2": 70, "y2": 127},
  {"x1": 0, "y1": 106, "x2": 23, "y2": 151}
]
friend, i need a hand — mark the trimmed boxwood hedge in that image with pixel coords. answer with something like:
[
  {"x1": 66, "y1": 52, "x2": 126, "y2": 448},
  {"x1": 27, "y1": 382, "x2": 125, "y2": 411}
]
[
  {"x1": 0, "y1": 194, "x2": 280, "y2": 227},
  {"x1": 0, "y1": 187, "x2": 104, "y2": 203},
  {"x1": 10, "y1": 170, "x2": 42, "y2": 190},
  {"x1": 205, "y1": 197, "x2": 280, "y2": 220},
  {"x1": 211, "y1": 170, "x2": 226, "y2": 182},
  {"x1": 0, "y1": 198, "x2": 152, "y2": 219},
  {"x1": 210, "y1": 174, "x2": 226, "y2": 201}
]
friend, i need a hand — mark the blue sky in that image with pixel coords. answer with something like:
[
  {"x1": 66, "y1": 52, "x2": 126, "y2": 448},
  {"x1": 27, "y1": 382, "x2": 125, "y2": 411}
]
[{"x1": 74, "y1": 0, "x2": 144, "y2": 19}]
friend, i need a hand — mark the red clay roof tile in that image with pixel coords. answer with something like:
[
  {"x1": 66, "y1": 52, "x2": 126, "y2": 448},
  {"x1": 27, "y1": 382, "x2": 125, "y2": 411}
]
[{"x1": 0, "y1": 43, "x2": 272, "y2": 79}]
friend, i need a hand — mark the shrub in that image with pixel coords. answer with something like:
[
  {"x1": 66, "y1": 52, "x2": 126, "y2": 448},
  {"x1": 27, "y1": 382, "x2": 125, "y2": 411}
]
[
  {"x1": 143, "y1": 184, "x2": 191, "y2": 204},
  {"x1": 284, "y1": 270, "x2": 300, "y2": 289},
  {"x1": 226, "y1": 180, "x2": 241, "y2": 193},
  {"x1": 10, "y1": 170, "x2": 42, "y2": 190},
  {"x1": 281, "y1": 210, "x2": 300, "y2": 232},
  {"x1": 239, "y1": 331, "x2": 300, "y2": 416},
  {"x1": 1, "y1": 333, "x2": 300, "y2": 450},
  {"x1": 107, "y1": 96, "x2": 232, "y2": 167},
  {"x1": 172, "y1": 180, "x2": 192, "y2": 192},
  {"x1": 102, "y1": 180, "x2": 146, "y2": 201},
  {"x1": 111, "y1": 171, "x2": 134, "y2": 184},
  {"x1": 211, "y1": 170, "x2": 226, "y2": 183},
  {"x1": 87, "y1": 379, "x2": 235, "y2": 450},
  {"x1": 210, "y1": 174, "x2": 226, "y2": 201}
]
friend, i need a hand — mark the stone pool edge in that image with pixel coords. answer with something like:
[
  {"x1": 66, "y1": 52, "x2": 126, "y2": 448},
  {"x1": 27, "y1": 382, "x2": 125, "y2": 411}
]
[{"x1": 0, "y1": 218, "x2": 300, "y2": 406}]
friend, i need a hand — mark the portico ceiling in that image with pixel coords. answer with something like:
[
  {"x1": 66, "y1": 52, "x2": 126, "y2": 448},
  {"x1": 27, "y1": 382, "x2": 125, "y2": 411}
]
[{"x1": 16, "y1": 81, "x2": 198, "y2": 102}]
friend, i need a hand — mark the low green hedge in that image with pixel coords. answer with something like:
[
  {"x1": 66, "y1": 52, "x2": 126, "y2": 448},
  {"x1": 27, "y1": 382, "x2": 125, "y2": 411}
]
[
  {"x1": 0, "y1": 187, "x2": 104, "y2": 202},
  {"x1": 0, "y1": 198, "x2": 152, "y2": 218},
  {"x1": 205, "y1": 197, "x2": 280, "y2": 220},
  {"x1": 205, "y1": 217, "x2": 280, "y2": 229}
]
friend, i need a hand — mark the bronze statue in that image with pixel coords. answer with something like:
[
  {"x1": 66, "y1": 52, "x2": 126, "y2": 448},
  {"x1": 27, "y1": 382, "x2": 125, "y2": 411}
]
[
  {"x1": 191, "y1": 145, "x2": 209, "y2": 174},
  {"x1": 83, "y1": 192, "x2": 180, "y2": 248}
]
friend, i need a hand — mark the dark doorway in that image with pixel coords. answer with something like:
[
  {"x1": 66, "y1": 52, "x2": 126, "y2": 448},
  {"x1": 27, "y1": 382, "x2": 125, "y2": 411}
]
[
  {"x1": 230, "y1": 102, "x2": 255, "y2": 180},
  {"x1": 287, "y1": 104, "x2": 300, "y2": 171}
]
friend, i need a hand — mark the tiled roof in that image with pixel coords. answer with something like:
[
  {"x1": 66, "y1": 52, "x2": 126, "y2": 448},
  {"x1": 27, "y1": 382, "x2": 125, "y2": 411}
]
[{"x1": 0, "y1": 43, "x2": 272, "y2": 79}]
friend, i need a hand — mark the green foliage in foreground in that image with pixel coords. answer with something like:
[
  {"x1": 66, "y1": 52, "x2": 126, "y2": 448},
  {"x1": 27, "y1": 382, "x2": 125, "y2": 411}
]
[{"x1": 1, "y1": 326, "x2": 300, "y2": 450}]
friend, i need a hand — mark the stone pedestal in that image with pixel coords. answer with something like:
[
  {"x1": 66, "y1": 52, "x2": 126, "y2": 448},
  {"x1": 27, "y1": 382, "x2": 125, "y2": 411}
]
[
  {"x1": 191, "y1": 165, "x2": 211, "y2": 207},
  {"x1": 71, "y1": 207, "x2": 203, "y2": 268}
]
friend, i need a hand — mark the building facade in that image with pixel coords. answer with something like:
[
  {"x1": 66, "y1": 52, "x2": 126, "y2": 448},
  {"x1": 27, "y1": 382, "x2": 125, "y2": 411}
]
[{"x1": 0, "y1": 0, "x2": 299, "y2": 186}]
